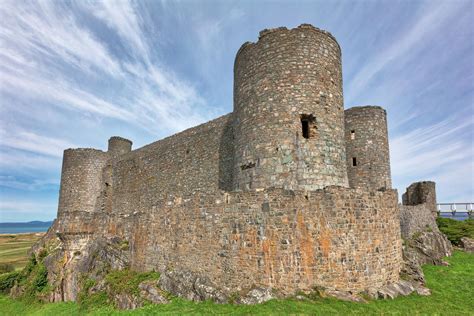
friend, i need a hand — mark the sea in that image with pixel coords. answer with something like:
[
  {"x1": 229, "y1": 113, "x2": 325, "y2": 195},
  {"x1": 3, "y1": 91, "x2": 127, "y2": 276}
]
[{"x1": 0, "y1": 221, "x2": 53, "y2": 234}]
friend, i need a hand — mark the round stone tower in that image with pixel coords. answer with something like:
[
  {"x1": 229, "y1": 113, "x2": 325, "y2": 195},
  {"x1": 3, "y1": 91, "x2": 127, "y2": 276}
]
[
  {"x1": 233, "y1": 24, "x2": 348, "y2": 191},
  {"x1": 108, "y1": 136, "x2": 132, "y2": 158},
  {"x1": 344, "y1": 106, "x2": 392, "y2": 190},
  {"x1": 57, "y1": 148, "x2": 109, "y2": 218}
]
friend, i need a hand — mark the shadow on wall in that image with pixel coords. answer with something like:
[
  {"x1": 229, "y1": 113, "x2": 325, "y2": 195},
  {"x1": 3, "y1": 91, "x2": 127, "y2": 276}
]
[{"x1": 218, "y1": 116, "x2": 234, "y2": 191}]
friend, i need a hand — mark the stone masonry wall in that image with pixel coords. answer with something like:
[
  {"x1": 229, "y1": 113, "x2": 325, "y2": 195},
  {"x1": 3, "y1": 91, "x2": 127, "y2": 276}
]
[
  {"x1": 58, "y1": 149, "x2": 109, "y2": 217},
  {"x1": 114, "y1": 187, "x2": 400, "y2": 294},
  {"x1": 105, "y1": 114, "x2": 234, "y2": 217},
  {"x1": 344, "y1": 106, "x2": 392, "y2": 190},
  {"x1": 399, "y1": 204, "x2": 440, "y2": 239},
  {"x1": 400, "y1": 181, "x2": 439, "y2": 238},
  {"x1": 402, "y1": 181, "x2": 436, "y2": 210},
  {"x1": 56, "y1": 187, "x2": 401, "y2": 294},
  {"x1": 233, "y1": 24, "x2": 348, "y2": 191}
]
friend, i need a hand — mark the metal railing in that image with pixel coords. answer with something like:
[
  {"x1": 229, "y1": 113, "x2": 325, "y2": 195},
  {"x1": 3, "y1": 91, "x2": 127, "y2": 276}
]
[{"x1": 437, "y1": 203, "x2": 473, "y2": 219}]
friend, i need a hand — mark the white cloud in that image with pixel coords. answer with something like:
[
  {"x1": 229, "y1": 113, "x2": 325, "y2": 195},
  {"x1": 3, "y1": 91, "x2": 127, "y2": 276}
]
[
  {"x1": 391, "y1": 114, "x2": 474, "y2": 201},
  {"x1": 0, "y1": 128, "x2": 77, "y2": 157}
]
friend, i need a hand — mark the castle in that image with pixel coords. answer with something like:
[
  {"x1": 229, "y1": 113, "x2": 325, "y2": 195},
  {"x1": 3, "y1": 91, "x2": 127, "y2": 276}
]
[{"x1": 45, "y1": 24, "x2": 430, "y2": 302}]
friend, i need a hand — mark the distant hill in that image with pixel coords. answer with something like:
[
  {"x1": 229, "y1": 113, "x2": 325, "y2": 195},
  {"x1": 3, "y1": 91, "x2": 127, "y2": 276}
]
[{"x1": 0, "y1": 221, "x2": 54, "y2": 227}]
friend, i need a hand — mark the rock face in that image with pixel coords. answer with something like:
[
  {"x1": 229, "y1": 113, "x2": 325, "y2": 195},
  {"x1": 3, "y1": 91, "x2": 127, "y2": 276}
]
[
  {"x1": 158, "y1": 270, "x2": 227, "y2": 303},
  {"x1": 460, "y1": 237, "x2": 474, "y2": 253},
  {"x1": 236, "y1": 287, "x2": 276, "y2": 305},
  {"x1": 138, "y1": 281, "x2": 169, "y2": 304}
]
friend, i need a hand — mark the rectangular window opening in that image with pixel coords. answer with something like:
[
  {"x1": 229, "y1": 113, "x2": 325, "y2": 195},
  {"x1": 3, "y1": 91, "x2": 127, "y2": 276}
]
[
  {"x1": 352, "y1": 157, "x2": 357, "y2": 166},
  {"x1": 351, "y1": 130, "x2": 355, "y2": 140},
  {"x1": 300, "y1": 114, "x2": 316, "y2": 139},
  {"x1": 302, "y1": 120, "x2": 309, "y2": 139}
]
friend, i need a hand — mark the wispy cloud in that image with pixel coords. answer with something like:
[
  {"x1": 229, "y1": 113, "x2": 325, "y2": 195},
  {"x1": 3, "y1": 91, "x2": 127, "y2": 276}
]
[
  {"x1": 346, "y1": 1, "x2": 467, "y2": 103},
  {"x1": 391, "y1": 113, "x2": 473, "y2": 201},
  {"x1": 0, "y1": 128, "x2": 77, "y2": 157}
]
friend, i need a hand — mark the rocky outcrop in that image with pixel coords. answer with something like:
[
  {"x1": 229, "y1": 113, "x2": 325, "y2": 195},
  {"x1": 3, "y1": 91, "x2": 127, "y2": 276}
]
[
  {"x1": 158, "y1": 270, "x2": 227, "y2": 303},
  {"x1": 460, "y1": 237, "x2": 474, "y2": 253},
  {"x1": 236, "y1": 287, "x2": 276, "y2": 305}
]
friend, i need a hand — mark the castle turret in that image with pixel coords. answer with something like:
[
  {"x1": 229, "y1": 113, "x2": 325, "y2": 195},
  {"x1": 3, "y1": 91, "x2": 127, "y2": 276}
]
[
  {"x1": 57, "y1": 148, "x2": 109, "y2": 219},
  {"x1": 108, "y1": 136, "x2": 132, "y2": 158},
  {"x1": 233, "y1": 24, "x2": 348, "y2": 191},
  {"x1": 344, "y1": 106, "x2": 391, "y2": 190}
]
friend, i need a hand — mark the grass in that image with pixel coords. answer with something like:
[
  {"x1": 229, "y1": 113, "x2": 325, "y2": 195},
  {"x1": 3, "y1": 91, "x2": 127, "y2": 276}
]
[
  {"x1": 0, "y1": 250, "x2": 472, "y2": 315},
  {"x1": 436, "y1": 218, "x2": 474, "y2": 245},
  {"x1": 0, "y1": 233, "x2": 43, "y2": 271}
]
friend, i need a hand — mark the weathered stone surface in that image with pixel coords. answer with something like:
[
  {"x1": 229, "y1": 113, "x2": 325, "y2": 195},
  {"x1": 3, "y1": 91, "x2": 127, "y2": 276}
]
[
  {"x1": 113, "y1": 293, "x2": 142, "y2": 310},
  {"x1": 158, "y1": 270, "x2": 227, "y2": 303},
  {"x1": 138, "y1": 281, "x2": 169, "y2": 304},
  {"x1": 407, "y1": 232, "x2": 452, "y2": 266},
  {"x1": 233, "y1": 25, "x2": 348, "y2": 191},
  {"x1": 345, "y1": 106, "x2": 391, "y2": 191},
  {"x1": 369, "y1": 280, "x2": 415, "y2": 299},
  {"x1": 237, "y1": 287, "x2": 275, "y2": 305},
  {"x1": 324, "y1": 290, "x2": 366, "y2": 302},
  {"x1": 416, "y1": 286, "x2": 431, "y2": 296},
  {"x1": 460, "y1": 237, "x2": 474, "y2": 253}
]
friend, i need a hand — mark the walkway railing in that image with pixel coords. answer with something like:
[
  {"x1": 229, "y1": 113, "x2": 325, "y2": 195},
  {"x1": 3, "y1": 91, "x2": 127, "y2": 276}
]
[{"x1": 437, "y1": 203, "x2": 473, "y2": 219}]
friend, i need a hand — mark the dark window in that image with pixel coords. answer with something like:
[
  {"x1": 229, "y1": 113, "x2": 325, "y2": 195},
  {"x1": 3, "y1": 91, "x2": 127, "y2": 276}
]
[
  {"x1": 300, "y1": 114, "x2": 316, "y2": 139},
  {"x1": 352, "y1": 157, "x2": 357, "y2": 166},
  {"x1": 302, "y1": 120, "x2": 309, "y2": 138},
  {"x1": 351, "y1": 130, "x2": 355, "y2": 140}
]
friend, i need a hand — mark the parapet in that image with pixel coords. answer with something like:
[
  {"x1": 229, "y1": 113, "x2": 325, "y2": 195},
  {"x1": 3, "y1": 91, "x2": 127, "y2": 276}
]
[{"x1": 108, "y1": 136, "x2": 132, "y2": 158}]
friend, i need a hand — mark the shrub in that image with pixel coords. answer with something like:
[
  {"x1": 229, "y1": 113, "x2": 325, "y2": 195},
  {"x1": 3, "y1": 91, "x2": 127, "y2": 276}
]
[
  {"x1": 33, "y1": 264, "x2": 48, "y2": 292},
  {"x1": 0, "y1": 271, "x2": 21, "y2": 293},
  {"x1": 105, "y1": 269, "x2": 160, "y2": 296},
  {"x1": 436, "y1": 218, "x2": 474, "y2": 245}
]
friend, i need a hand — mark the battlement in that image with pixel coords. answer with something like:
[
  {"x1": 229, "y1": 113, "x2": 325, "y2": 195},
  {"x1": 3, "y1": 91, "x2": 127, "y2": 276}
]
[{"x1": 236, "y1": 24, "x2": 341, "y2": 58}]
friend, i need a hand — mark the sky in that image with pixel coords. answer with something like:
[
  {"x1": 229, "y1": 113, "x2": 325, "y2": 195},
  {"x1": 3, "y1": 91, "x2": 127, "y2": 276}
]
[{"x1": 0, "y1": 0, "x2": 473, "y2": 222}]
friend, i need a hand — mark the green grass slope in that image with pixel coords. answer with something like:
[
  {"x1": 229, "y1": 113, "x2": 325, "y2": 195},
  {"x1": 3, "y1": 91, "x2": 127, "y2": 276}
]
[{"x1": 0, "y1": 250, "x2": 473, "y2": 315}]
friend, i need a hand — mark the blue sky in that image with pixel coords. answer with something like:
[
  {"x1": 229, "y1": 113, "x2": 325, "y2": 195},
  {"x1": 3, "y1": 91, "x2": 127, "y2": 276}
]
[{"x1": 0, "y1": 0, "x2": 473, "y2": 222}]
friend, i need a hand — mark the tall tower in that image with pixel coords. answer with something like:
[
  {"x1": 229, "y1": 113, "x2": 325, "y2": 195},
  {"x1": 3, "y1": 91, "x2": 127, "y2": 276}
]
[
  {"x1": 344, "y1": 106, "x2": 392, "y2": 190},
  {"x1": 233, "y1": 24, "x2": 348, "y2": 191},
  {"x1": 57, "y1": 148, "x2": 109, "y2": 218}
]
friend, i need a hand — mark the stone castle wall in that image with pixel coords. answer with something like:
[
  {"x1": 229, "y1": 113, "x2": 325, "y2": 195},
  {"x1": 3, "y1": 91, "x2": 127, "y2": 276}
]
[
  {"x1": 344, "y1": 106, "x2": 392, "y2": 190},
  {"x1": 57, "y1": 187, "x2": 401, "y2": 294},
  {"x1": 233, "y1": 24, "x2": 348, "y2": 191},
  {"x1": 400, "y1": 181, "x2": 439, "y2": 238}
]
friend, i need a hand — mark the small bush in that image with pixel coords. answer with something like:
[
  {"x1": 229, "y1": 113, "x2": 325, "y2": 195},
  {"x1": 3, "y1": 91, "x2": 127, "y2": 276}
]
[
  {"x1": 105, "y1": 269, "x2": 160, "y2": 296},
  {"x1": 0, "y1": 271, "x2": 21, "y2": 293},
  {"x1": 436, "y1": 218, "x2": 474, "y2": 245},
  {"x1": 33, "y1": 264, "x2": 48, "y2": 292}
]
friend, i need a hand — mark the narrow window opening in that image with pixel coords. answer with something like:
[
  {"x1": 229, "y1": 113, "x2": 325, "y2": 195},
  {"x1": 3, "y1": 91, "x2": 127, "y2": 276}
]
[
  {"x1": 350, "y1": 130, "x2": 355, "y2": 140},
  {"x1": 300, "y1": 114, "x2": 316, "y2": 139},
  {"x1": 352, "y1": 157, "x2": 357, "y2": 166},
  {"x1": 302, "y1": 120, "x2": 309, "y2": 138}
]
